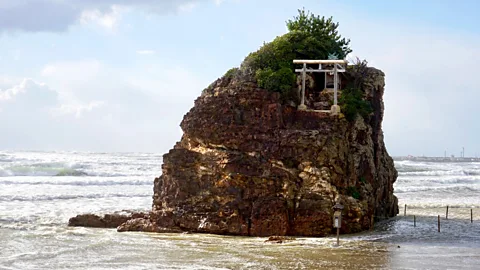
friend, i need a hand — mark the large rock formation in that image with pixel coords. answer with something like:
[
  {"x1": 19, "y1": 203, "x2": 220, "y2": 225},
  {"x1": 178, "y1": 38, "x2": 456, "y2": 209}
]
[
  {"x1": 69, "y1": 66, "x2": 398, "y2": 236},
  {"x1": 114, "y1": 67, "x2": 397, "y2": 236}
]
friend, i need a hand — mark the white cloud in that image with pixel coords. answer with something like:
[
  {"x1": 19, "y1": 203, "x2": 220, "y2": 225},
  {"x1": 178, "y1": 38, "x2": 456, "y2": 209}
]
[
  {"x1": 0, "y1": 75, "x2": 156, "y2": 151},
  {"x1": 0, "y1": 79, "x2": 58, "y2": 125},
  {"x1": 0, "y1": 78, "x2": 44, "y2": 102},
  {"x1": 41, "y1": 60, "x2": 103, "y2": 98},
  {"x1": 51, "y1": 101, "x2": 105, "y2": 118},
  {"x1": 0, "y1": 81, "x2": 25, "y2": 101},
  {"x1": 0, "y1": 58, "x2": 209, "y2": 151},
  {"x1": 0, "y1": 0, "x2": 204, "y2": 33},
  {"x1": 136, "y1": 50, "x2": 156, "y2": 55},
  {"x1": 80, "y1": 5, "x2": 125, "y2": 31},
  {"x1": 0, "y1": 77, "x2": 103, "y2": 118}
]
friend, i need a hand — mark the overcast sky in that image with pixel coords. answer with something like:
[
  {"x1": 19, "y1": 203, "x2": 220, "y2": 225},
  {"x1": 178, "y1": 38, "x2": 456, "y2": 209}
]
[{"x1": 0, "y1": 0, "x2": 479, "y2": 156}]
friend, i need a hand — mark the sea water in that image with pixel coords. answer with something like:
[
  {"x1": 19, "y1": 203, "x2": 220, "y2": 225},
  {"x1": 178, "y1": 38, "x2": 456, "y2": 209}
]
[{"x1": 0, "y1": 151, "x2": 479, "y2": 269}]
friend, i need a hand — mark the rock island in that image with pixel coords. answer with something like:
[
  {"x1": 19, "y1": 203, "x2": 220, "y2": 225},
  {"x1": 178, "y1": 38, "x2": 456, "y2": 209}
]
[{"x1": 69, "y1": 9, "x2": 398, "y2": 236}]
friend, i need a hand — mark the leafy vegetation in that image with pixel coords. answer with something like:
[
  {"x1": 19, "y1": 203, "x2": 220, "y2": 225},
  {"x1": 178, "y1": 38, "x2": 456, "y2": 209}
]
[
  {"x1": 256, "y1": 67, "x2": 296, "y2": 94},
  {"x1": 359, "y1": 176, "x2": 366, "y2": 184},
  {"x1": 339, "y1": 87, "x2": 373, "y2": 121},
  {"x1": 347, "y1": 186, "x2": 361, "y2": 200},
  {"x1": 286, "y1": 9, "x2": 351, "y2": 58},
  {"x1": 347, "y1": 57, "x2": 371, "y2": 90},
  {"x1": 241, "y1": 9, "x2": 351, "y2": 96},
  {"x1": 224, "y1": 67, "x2": 239, "y2": 79},
  {"x1": 339, "y1": 58, "x2": 373, "y2": 121}
]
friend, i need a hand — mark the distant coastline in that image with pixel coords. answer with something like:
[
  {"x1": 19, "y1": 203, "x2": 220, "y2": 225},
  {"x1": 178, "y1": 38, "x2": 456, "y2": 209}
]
[{"x1": 393, "y1": 156, "x2": 480, "y2": 162}]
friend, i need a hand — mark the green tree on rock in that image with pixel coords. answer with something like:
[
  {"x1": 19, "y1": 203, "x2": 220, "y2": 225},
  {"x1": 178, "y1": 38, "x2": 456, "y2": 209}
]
[
  {"x1": 241, "y1": 9, "x2": 352, "y2": 95},
  {"x1": 286, "y1": 9, "x2": 351, "y2": 59}
]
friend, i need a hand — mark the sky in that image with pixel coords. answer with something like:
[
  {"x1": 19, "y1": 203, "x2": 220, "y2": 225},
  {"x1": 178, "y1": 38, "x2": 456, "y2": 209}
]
[{"x1": 0, "y1": 0, "x2": 479, "y2": 156}]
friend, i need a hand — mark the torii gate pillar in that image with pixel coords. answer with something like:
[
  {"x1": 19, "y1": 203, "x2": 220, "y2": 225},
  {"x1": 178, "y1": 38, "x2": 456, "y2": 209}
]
[{"x1": 298, "y1": 63, "x2": 307, "y2": 111}]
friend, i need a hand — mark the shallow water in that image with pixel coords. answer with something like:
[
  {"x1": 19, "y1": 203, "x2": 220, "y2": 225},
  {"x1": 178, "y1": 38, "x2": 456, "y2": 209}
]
[{"x1": 1, "y1": 152, "x2": 479, "y2": 269}]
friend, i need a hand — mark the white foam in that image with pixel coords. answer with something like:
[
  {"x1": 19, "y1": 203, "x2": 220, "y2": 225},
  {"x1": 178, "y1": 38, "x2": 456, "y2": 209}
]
[{"x1": 0, "y1": 151, "x2": 162, "y2": 178}]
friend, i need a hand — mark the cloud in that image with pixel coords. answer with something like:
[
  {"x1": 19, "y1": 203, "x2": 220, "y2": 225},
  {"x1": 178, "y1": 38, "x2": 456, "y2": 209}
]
[
  {"x1": 0, "y1": 58, "x2": 209, "y2": 151},
  {"x1": 0, "y1": 80, "x2": 26, "y2": 101},
  {"x1": 52, "y1": 101, "x2": 105, "y2": 118},
  {"x1": 0, "y1": 1, "x2": 78, "y2": 33},
  {"x1": 0, "y1": 76, "x2": 155, "y2": 151},
  {"x1": 0, "y1": 78, "x2": 104, "y2": 118},
  {"x1": 0, "y1": 78, "x2": 106, "y2": 150},
  {"x1": 0, "y1": 0, "x2": 208, "y2": 33},
  {"x1": 0, "y1": 79, "x2": 58, "y2": 136},
  {"x1": 0, "y1": 79, "x2": 51, "y2": 103},
  {"x1": 79, "y1": 5, "x2": 124, "y2": 30},
  {"x1": 40, "y1": 59, "x2": 103, "y2": 101}
]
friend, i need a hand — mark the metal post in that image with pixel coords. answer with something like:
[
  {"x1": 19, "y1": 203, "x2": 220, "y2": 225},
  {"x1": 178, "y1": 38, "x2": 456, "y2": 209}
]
[
  {"x1": 472, "y1": 209, "x2": 474, "y2": 223},
  {"x1": 414, "y1": 215, "x2": 416, "y2": 227},
  {"x1": 404, "y1": 204, "x2": 407, "y2": 216},
  {"x1": 446, "y1": 206, "x2": 449, "y2": 220}
]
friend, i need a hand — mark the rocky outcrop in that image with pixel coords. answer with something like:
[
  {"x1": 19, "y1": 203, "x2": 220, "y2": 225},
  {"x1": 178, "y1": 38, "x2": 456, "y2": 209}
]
[
  {"x1": 68, "y1": 213, "x2": 147, "y2": 228},
  {"x1": 128, "y1": 67, "x2": 397, "y2": 236},
  {"x1": 265, "y1": 236, "x2": 297, "y2": 244},
  {"x1": 68, "y1": 66, "x2": 398, "y2": 237}
]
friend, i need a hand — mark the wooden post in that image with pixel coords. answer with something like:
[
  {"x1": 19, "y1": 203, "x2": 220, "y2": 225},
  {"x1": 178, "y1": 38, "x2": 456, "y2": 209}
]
[
  {"x1": 446, "y1": 206, "x2": 449, "y2": 220},
  {"x1": 404, "y1": 204, "x2": 407, "y2": 216},
  {"x1": 333, "y1": 64, "x2": 338, "y2": 106},
  {"x1": 336, "y1": 227, "x2": 340, "y2": 246},
  {"x1": 438, "y1": 215, "x2": 440, "y2": 232},
  {"x1": 414, "y1": 215, "x2": 416, "y2": 227},
  {"x1": 324, "y1": 68, "x2": 327, "y2": 90},
  {"x1": 472, "y1": 209, "x2": 474, "y2": 223},
  {"x1": 301, "y1": 63, "x2": 306, "y2": 107}
]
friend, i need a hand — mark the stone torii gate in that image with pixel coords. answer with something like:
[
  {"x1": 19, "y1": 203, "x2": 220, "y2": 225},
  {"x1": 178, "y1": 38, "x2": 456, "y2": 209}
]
[{"x1": 293, "y1": 59, "x2": 348, "y2": 115}]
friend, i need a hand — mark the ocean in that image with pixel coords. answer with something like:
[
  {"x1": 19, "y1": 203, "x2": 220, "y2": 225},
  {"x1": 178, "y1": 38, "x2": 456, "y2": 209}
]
[{"x1": 0, "y1": 151, "x2": 479, "y2": 269}]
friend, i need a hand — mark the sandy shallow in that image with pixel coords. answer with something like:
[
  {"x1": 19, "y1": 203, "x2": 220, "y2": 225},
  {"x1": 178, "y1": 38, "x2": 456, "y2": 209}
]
[{"x1": 2, "y1": 212, "x2": 479, "y2": 270}]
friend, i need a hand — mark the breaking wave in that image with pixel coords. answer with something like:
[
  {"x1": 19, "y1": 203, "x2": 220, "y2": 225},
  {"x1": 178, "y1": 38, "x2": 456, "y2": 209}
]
[
  {"x1": 395, "y1": 185, "x2": 480, "y2": 194},
  {"x1": 397, "y1": 176, "x2": 480, "y2": 185},
  {"x1": 399, "y1": 169, "x2": 480, "y2": 176},
  {"x1": 0, "y1": 163, "x2": 89, "y2": 177},
  {"x1": 0, "y1": 178, "x2": 151, "y2": 186},
  {"x1": 0, "y1": 193, "x2": 151, "y2": 202}
]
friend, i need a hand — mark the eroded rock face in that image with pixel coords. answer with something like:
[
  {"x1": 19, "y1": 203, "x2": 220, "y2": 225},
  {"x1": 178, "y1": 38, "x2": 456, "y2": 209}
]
[
  {"x1": 141, "y1": 67, "x2": 398, "y2": 236},
  {"x1": 69, "y1": 67, "x2": 398, "y2": 236}
]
